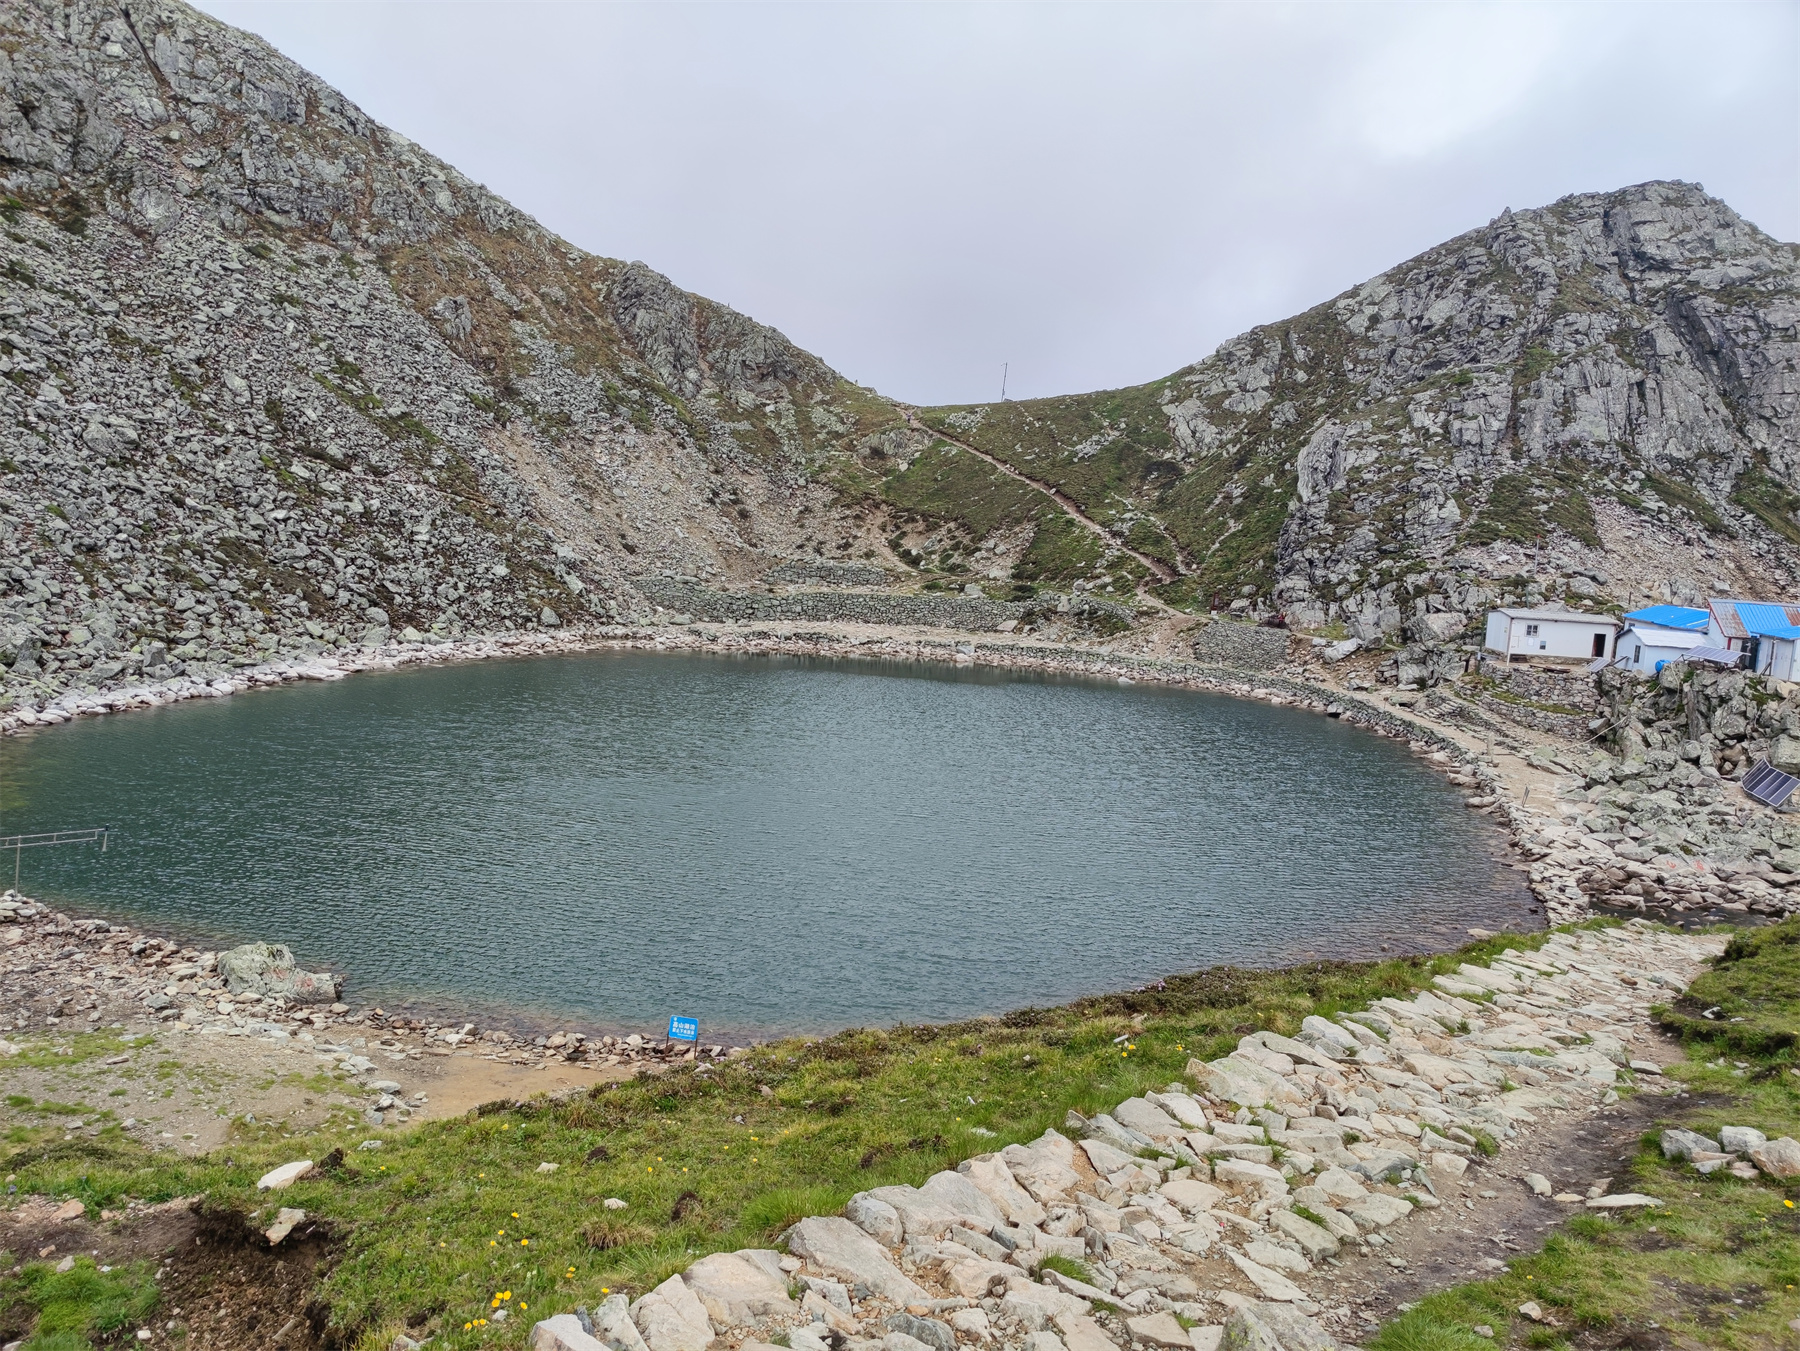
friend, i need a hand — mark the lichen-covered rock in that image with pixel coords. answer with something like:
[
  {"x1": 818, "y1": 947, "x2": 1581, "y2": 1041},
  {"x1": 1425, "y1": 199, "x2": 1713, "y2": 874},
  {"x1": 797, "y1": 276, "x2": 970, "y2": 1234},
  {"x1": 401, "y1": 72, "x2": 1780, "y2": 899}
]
[{"x1": 218, "y1": 942, "x2": 339, "y2": 1003}]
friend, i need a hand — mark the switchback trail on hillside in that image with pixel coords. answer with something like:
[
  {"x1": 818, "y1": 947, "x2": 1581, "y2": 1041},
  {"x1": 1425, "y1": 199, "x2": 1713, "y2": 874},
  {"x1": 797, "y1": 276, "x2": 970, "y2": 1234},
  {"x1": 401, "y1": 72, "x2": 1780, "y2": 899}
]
[{"x1": 903, "y1": 412, "x2": 1180, "y2": 591}]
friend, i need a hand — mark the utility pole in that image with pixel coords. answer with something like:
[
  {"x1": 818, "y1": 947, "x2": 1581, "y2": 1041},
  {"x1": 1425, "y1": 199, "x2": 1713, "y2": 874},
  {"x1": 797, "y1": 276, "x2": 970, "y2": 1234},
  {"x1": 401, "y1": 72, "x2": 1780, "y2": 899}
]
[{"x1": 1001, "y1": 363, "x2": 1008, "y2": 402}]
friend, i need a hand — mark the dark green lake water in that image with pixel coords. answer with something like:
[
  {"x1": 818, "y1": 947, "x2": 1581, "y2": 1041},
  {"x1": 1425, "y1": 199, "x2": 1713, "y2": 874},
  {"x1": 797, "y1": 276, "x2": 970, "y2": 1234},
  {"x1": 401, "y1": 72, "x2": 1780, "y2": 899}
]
[{"x1": 1, "y1": 652, "x2": 1535, "y2": 1036}]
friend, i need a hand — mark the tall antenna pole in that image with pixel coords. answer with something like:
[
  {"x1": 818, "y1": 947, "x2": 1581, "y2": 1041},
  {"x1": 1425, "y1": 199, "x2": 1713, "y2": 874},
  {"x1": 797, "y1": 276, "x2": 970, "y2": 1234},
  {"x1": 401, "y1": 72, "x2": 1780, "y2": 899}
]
[{"x1": 1001, "y1": 363, "x2": 1008, "y2": 402}]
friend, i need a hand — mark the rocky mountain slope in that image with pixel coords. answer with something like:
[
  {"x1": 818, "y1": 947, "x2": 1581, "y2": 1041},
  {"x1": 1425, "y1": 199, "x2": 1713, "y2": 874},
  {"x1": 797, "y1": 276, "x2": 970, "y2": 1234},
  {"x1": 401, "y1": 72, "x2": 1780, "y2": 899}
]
[
  {"x1": 904, "y1": 185, "x2": 1800, "y2": 634},
  {"x1": 1, "y1": 0, "x2": 1798, "y2": 706},
  {"x1": 0, "y1": 0, "x2": 903, "y2": 691}
]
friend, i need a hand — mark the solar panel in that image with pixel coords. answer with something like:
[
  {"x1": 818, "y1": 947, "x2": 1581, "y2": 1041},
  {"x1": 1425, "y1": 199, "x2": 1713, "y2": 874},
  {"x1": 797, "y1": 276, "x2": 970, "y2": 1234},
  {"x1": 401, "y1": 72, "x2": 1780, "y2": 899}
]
[
  {"x1": 1682, "y1": 646, "x2": 1743, "y2": 666},
  {"x1": 1742, "y1": 759, "x2": 1800, "y2": 809}
]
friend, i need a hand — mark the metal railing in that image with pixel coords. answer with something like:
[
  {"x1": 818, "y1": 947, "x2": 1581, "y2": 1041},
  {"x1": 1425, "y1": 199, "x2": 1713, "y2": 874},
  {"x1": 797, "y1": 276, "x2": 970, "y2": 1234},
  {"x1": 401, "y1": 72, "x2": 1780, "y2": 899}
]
[{"x1": 0, "y1": 827, "x2": 108, "y2": 888}]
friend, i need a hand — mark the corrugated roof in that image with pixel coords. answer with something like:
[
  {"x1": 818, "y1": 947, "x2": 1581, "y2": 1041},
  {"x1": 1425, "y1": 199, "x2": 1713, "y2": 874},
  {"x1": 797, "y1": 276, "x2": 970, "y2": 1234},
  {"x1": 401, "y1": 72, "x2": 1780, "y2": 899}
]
[
  {"x1": 1708, "y1": 598, "x2": 1800, "y2": 641},
  {"x1": 1492, "y1": 608, "x2": 1615, "y2": 623},
  {"x1": 1623, "y1": 605, "x2": 1710, "y2": 632},
  {"x1": 1618, "y1": 625, "x2": 1704, "y2": 649},
  {"x1": 1730, "y1": 601, "x2": 1800, "y2": 641}
]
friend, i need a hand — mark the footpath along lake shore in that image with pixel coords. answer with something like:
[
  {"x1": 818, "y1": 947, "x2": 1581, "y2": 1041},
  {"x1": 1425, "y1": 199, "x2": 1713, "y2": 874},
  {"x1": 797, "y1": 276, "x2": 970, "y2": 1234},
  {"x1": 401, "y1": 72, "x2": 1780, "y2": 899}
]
[{"x1": 509, "y1": 920, "x2": 1763, "y2": 1351}]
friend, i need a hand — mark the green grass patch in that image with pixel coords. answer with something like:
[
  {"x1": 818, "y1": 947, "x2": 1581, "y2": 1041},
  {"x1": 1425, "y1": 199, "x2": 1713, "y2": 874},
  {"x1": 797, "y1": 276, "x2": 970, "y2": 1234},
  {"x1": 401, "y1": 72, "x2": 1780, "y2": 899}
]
[
  {"x1": 0, "y1": 1256, "x2": 159, "y2": 1350},
  {"x1": 1467, "y1": 470, "x2": 1599, "y2": 549},
  {"x1": 2, "y1": 1031, "x2": 134, "y2": 1070},
  {"x1": 1659, "y1": 913, "x2": 1800, "y2": 1056},
  {"x1": 1031, "y1": 1252, "x2": 1095, "y2": 1285},
  {"x1": 1014, "y1": 511, "x2": 1106, "y2": 584},
  {"x1": 879, "y1": 440, "x2": 1043, "y2": 538},
  {"x1": 1645, "y1": 472, "x2": 1732, "y2": 537},
  {"x1": 1731, "y1": 462, "x2": 1800, "y2": 548}
]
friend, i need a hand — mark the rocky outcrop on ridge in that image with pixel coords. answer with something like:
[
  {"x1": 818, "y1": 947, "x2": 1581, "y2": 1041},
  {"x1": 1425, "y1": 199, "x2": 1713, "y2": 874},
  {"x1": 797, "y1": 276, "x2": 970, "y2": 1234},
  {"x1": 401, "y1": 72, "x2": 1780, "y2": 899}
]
[
  {"x1": 524, "y1": 924, "x2": 1722, "y2": 1351},
  {"x1": 912, "y1": 184, "x2": 1800, "y2": 629}
]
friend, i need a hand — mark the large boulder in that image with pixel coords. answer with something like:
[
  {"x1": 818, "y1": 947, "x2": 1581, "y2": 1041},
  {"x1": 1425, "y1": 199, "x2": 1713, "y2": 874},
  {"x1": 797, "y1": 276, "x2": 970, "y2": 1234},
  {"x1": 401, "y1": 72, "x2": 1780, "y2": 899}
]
[
  {"x1": 631, "y1": 1274, "x2": 715, "y2": 1351},
  {"x1": 1187, "y1": 1056, "x2": 1303, "y2": 1108},
  {"x1": 1771, "y1": 736, "x2": 1800, "y2": 774},
  {"x1": 788, "y1": 1216, "x2": 931, "y2": 1305},
  {"x1": 590, "y1": 1295, "x2": 650, "y2": 1351},
  {"x1": 917, "y1": 1170, "x2": 1007, "y2": 1228},
  {"x1": 845, "y1": 1192, "x2": 902, "y2": 1245},
  {"x1": 957, "y1": 1156, "x2": 1047, "y2": 1227},
  {"x1": 1000, "y1": 1130, "x2": 1083, "y2": 1202},
  {"x1": 1750, "y1": 1136, "x2": 1800, "y2": 1179},
  {"x1": 1221, "y1": 1302, "x2": 1340, "y2": 1351},
  {"x1": 1408, "y1": 612, "x2": 1469, "y2": 644},
  {"x1": 865, "y1": 1184, "x2": 960, "y2": 1240},
  {"x1": 217, "y1": 942, "x2": 340, "y2": 1003},
  {"x1": 680, "y1": 1252, "x2": 794, "y2": 1327},
  {"x1": 532, "y1": 1316, "x2": 611, "y2": 1351},
  {"x1": 1112, "y1": 1097, "x2": 1186, "y2": 1140}
]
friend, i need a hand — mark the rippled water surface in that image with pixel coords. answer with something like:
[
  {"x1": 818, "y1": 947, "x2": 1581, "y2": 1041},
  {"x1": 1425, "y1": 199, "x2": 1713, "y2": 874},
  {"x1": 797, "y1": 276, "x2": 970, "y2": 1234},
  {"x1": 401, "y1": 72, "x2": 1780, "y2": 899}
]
[{"x1": 2, "y1": 652, "x2": 1535, "y2": 1034}]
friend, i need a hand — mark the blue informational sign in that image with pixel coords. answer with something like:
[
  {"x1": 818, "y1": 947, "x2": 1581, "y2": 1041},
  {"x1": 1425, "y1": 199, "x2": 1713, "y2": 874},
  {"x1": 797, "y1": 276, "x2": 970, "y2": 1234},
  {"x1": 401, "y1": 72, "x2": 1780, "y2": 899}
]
[{"x1": 668, "y1": 1015, "x2": 699, "y2": 1043}]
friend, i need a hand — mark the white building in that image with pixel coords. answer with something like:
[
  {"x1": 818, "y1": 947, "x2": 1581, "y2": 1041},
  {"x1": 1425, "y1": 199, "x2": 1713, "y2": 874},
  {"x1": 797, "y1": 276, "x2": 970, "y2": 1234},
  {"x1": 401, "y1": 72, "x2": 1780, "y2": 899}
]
[
  {"x1": 1483, "y1": 608, "x2": 1618, "y2": 662},
  {"x1": 1706, "y1": 599, "x2": 1800, "y2": 681},
  {"x1": 1613, "y1": 605, "x2": 1710, "y2": 673}
]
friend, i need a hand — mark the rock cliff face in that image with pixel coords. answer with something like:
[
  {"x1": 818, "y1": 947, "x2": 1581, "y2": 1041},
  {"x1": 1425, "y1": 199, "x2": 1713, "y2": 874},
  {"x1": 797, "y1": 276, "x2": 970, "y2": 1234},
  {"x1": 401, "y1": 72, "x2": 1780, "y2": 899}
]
[
  {"x1": 2, "y1": 0, "x2": 1798, "y2": 706},
  {"x1": 910, "y1": 183, "x2": 1800, "y2": 634}
]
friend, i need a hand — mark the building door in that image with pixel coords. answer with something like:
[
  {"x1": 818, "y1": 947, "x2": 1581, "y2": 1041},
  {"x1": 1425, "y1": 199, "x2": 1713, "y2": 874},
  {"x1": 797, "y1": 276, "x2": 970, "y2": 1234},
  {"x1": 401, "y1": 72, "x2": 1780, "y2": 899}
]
[{"x1": 1592, "y1": 633, "x2": 1607, "y2": 658}]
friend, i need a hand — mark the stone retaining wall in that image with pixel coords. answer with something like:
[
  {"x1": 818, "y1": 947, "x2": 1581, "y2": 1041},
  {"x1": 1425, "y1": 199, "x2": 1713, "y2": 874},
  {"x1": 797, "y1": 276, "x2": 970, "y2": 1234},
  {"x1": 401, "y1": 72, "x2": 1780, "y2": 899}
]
[
  {"x1": 639, "y1": 580, "x2": 1031, "y2": 630},
  {"x1": 636, "y1": 582, "x2": 1137, "y2": 634},
  {"x1": 762, "y1": 561, "x2": 894, "y2": 588},
  {"x1": 1189, "y1": 621, "x2": 1293, "y2": 671},
  {"x1": 1471, "y1": 693, "x2": 1595, "y2": 740}
]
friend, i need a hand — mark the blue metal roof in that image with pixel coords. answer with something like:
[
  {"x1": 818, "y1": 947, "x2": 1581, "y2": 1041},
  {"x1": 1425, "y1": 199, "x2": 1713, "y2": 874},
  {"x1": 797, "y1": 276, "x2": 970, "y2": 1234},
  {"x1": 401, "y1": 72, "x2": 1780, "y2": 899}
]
[
  {"x1": 1731, "y1": 602, "x2": 1800, "y2": 641},
  {"x1": 1623, "y1": 605, "x2": 1710, "y2": 632}
]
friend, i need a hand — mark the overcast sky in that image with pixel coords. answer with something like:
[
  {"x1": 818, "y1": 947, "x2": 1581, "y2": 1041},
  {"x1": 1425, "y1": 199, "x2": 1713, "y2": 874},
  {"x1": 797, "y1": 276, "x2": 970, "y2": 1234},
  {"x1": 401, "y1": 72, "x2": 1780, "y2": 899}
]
[{"x1": 199, "y1": 1, "x2": 1799, "y2": 407}]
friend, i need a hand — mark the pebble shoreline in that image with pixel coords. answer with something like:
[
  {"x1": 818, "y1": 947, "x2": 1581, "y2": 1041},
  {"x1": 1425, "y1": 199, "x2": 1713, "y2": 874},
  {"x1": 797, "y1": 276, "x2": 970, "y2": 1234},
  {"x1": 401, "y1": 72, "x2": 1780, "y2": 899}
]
[{"x1": 0, "y1": 889, "x2": 744, "y2": 1123}]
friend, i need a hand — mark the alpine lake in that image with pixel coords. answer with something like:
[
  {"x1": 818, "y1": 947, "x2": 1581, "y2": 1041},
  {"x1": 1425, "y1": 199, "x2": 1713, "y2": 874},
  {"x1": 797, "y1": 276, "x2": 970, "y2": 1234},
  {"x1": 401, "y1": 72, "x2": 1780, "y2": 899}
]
[{"x1": 1, "y1": 651, "x2": 1536, "y2": 1038}]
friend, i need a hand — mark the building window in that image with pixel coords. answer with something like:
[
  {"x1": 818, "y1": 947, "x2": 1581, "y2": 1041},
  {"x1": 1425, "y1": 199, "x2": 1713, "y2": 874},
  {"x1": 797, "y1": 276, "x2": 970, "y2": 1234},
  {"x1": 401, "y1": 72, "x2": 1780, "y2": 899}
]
[
  {"x1": 1525, "y1": 624, "x2": 1539, "y2": 637},
  {"x1": 1634, "y1": 644, "x2": 1642, "y2": 663}
]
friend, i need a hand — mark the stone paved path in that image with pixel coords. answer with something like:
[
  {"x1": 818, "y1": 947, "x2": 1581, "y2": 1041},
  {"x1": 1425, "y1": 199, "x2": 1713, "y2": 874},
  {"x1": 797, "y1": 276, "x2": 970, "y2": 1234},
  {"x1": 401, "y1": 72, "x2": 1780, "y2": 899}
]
[{"x1": 533, "y1": 922, "x2": 1726, "y2": 1351}]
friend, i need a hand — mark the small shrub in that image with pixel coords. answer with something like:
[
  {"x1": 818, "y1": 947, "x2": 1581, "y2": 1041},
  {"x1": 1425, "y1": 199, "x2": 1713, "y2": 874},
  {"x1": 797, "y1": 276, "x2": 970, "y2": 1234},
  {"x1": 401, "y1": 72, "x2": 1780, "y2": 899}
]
[
  {"x1": 582, "y1": 1218, "x2": 654, "y2": 1251},
  {"x1": 1032, "y1": 1252, "x2": 1095, "y2": 1285}
]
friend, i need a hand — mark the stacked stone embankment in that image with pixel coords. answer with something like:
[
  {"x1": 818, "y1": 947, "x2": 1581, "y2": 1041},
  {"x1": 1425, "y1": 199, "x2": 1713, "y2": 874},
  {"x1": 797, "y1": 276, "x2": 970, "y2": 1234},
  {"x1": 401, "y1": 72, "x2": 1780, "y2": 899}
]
[
  {"x1": 1507, "y1": 742, "x2": 1800, "y2": 921},
  {"x1": 633, "y1": 581, "x2": 1136, "y2": 636},
  {"x1": 529, "y1": 923, "x2": 1723, "y2": 1351}
]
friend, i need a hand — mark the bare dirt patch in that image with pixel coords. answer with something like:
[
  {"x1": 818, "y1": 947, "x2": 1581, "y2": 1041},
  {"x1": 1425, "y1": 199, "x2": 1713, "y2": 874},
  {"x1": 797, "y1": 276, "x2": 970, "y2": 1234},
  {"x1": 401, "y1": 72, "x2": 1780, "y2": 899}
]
[{"x1": 0, "y1": 1197, "x2": 334, "y2": 1351}]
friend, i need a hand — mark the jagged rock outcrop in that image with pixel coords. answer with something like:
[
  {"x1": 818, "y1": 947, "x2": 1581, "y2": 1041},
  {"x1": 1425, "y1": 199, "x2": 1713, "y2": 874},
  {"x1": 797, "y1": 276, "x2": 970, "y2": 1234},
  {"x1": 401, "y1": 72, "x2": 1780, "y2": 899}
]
[{"x1": 912, "y1": 183, "x2": 1800, "y2": 631}]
